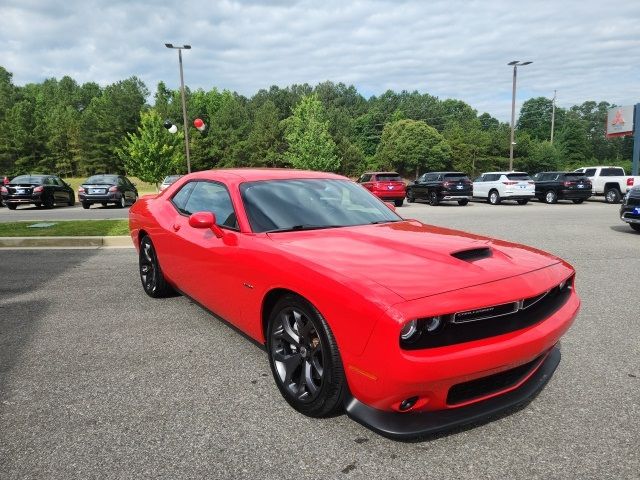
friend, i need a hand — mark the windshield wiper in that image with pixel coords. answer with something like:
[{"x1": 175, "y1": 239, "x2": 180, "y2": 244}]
[
  {"x1": 265, "y1": 224, "x2": 343, "y2": 233},
  {"x1": 369, "y1": 219, "x2": 401, "y2": 225}
]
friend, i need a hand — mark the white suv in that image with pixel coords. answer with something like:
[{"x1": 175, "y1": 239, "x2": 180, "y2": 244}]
[{"x1": 473, "y1": 172, "x2": 535, "y2": 205}]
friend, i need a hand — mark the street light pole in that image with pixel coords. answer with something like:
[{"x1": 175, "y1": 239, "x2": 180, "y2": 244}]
[
  {"x1": 507, "y1": 60, "x2": 532, "y2": 171},
  {"x1": 165, "y1": 43, "x2": 192, "y2": 173},
  {"x1": 550, "y1": 89, "x2": 557, "y2": 144}
]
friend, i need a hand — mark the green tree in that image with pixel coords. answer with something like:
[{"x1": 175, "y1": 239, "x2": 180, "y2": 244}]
[
  {"x1": 247, "y1": 100, "x2": 286, "y2": 167},
  {"x1": 374, "y1": 119, "x2": 451, "y2": 177},
  {"x1": 117, "y1": 109, "x2": 184, "y2": 187},
  {"x1": 521, "y1": 140, "x2": 561, "y2": 173},
  {"x1": 283, "y1": 94, "x2": 339, "y2": 171}
]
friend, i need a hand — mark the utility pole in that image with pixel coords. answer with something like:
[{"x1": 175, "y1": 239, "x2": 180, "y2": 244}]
[
  {"x1": 550, "y1": 90, "x2": 557, "y2": 144},
  {"x1": 507, "y1": 61, "x2": 532, "y2": 171}
]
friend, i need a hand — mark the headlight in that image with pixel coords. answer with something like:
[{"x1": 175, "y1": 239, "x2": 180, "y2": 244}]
[
  {"x1": 400, "y1": 320, "x2": 418, "y2": 340},
  {"x1": 424, "y1": 316, "x2": 442, "y2": 332}
]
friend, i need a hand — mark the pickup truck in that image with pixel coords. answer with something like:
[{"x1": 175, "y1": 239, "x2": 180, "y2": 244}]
[{"x1": 573, "y1": 166, "x2": 640, "y2": 203}]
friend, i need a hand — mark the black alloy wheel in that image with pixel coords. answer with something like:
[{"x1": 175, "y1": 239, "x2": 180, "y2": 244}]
[
  {"x1": 488, "y1": 190, "x2": 501, "y2": 205},
  {"x1": 267, "y1": 295, "x2": 345, "y2": 417},
  {"x1": 545, "y1": 190, "x2": 558, "y2": 204},
  {"x1": 139, "y1": 236, "x2": 172, "y2": 298},
  {"x1": 406, "y1": 191, "x2": 414, "y2": 203},
  {"x1": 428, "y1": 191, "x2": 440, "y2": 206}
]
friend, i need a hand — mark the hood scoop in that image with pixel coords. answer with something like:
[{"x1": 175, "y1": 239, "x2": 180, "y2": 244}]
[{"x1": 451, "y1": 247, "x2": 492, "y2": 262}]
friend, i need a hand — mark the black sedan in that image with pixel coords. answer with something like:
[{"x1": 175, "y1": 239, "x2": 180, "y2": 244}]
[
  {"x1": 79, "y1": 175, "x2": 138, "y2": 209},
  {"x1": 1, "y1": 175, "x2": 75, "y2": 209},
  {"x1": 620, "y1": 186, "x2": 640, "y2": 232}
]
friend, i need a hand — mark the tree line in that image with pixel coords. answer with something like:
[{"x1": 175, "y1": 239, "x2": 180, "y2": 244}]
[{"x1": 0, "y1": 65, "x2": 634, "y2": 184}]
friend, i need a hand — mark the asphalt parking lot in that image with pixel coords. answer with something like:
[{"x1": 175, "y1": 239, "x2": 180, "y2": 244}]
[{"x1": 1, "y1": 200, "x2": 638, "y2": 479}]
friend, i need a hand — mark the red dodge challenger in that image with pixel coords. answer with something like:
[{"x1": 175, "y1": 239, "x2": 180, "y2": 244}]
[{"x1": 129, "y1": 169, "x2": 579, "y2": 439}]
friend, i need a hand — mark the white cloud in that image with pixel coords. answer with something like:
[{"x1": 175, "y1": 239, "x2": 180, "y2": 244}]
[{"x1": 1, "y1": 0, "x2": 638, "y2": 120}]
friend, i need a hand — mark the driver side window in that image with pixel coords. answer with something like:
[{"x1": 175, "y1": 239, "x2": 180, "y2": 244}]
[{"x1": 183, "y1": 181, "x2": 238, "y2": 230}]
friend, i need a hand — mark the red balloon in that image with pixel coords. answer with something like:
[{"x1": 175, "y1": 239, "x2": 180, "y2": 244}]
[{"x1": 193, "y1": 118, "x2": 204, "y2": 128}]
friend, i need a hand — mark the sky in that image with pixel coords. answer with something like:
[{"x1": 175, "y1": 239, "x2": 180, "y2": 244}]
[{"x1": 1, "y1": 0, "x2": 639, "y2": 121}]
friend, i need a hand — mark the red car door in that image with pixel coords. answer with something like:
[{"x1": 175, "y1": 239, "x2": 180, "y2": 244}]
[{"x1": 165, "y1": 180, "x2": 245, "y2": 323}]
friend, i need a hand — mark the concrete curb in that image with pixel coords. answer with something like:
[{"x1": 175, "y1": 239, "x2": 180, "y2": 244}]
[{"x1": 0, "y1": 236, "x2": 134, "y2": 248}]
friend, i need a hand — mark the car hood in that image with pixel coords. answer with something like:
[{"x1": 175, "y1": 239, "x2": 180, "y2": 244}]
[{"x1": 267, "y1": 220, "x2": 561, "y2": 301}]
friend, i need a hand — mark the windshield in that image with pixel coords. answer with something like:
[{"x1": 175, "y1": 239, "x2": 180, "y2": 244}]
[
  {"x1": 564, "y1": 173, "x2": 586, "y2": 179},
  {"x1": 444, "y1": 173, "x2": 468, "y2": 180},
  {"x1": 163, "y1": 175, "x2": 182, "y2": 183},
  {"x1": 506, "y1": 173, "x2": 531, "y2": 181},
  {"x1": 85, "y1": 175, "x2": 118, "y2": 184},
  {"x1": 375, "y1": 173, "x2": 402, "y2": 181},
  {"x1": 240, "y1": 179, "x2": 402, "y2": 233},
  {"x1": 11, "y1": 175, "x2": 45, "y2": 184}
]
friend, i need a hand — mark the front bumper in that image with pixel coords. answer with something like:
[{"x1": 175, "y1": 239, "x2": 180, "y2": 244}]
[
  {"x1": 346, "y1": 346, "x2": 560, "y2": 439},
  {"x1": 559, "y1": 189, "x2": 591, "y2": 200},
  {"x1": 620, "y1": 205, "x2": 640, "y2": 224}
]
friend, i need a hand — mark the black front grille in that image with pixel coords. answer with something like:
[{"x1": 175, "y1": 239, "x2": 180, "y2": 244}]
[
  {"x1": 401, "y1": 277, "x2": 573, "y2": 350},
  {"x1": 447, "y1": 354, "x2": 544, "y2": 405},
  {"x1": 627, "y1": 197, "x2": 640, "y2": 207}
]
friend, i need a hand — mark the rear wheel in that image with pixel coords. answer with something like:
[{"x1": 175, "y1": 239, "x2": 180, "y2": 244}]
[
  {"x1": 35, "y1": 202, "x2": 42, "y2": 208},
  {"x1": 544, "y1": 190, "x2": 558, "y2": 204},
  {"x1": 428, "y1": 191, "x2": 440, "y2": 206},
  {"x1": 488, "y1": 190, "x2": 501, "y2": 205},
  {"x1": 572, "y1": 199, "x2": 585, "y2": 204},
  {"x1": 267, "y1": 294, "x2": 346, "y2": 418},
  {"x1": 394, "y1": 198, "x2": 404, "y2": 207},
  {"x1": 7, "y1": 203, "x2": 17, "y2": 210},
  {"x1": 118, "y1": 195, "x2": 126, "y2": 208},
  {"x1": 517, "y1": 199, "x2": 529, "y2": 205},
  {"x1": 605, "y1": 188, "x2": 621, "y2": 204},
  {"x1": 139, "y1": 236, "x2": 173, "y2": 298},
  {"x1": 101, "y1": 202, "x2": 107, "y2": 207},
  {"x1": 458, "y1": 199, "x2": 469, "y2": 206},
  {"x1": 82, "y1": 202, "x2": 90, "y2": 209},
  {"x1": 630, "y1": 224, "x2": 640, "y2": 232},
  {"x1": 67, "y1": 193, "x2": 74, "y2": 206},
  {"x1": 43, "y1": 195, "x2": 54, "y2": 209}
]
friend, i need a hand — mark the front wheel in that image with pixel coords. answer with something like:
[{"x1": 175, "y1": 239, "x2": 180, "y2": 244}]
[
  {"x1": 267, "y1": 295, "x2": 346, "y2": 418},
  {"x1": 545, "y1": 190, "x2": 558, "y2": 204},
  {"x1": 605, "y1": 188, "x2": 621, "y2": 204},
  {"x1": 458, "y1": 199, "x2": 469, "y2": 206},
  {"x1": 139, "y1": 236, "x2": 173, "y2": 298},
  {"x1": 394, "y1": 198, "x2": 404, "y2": 207}
]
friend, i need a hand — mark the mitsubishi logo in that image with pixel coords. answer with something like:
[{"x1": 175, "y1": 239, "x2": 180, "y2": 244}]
[{"x1": 611, "y1": 109, "x2": 625, "y2": 126}]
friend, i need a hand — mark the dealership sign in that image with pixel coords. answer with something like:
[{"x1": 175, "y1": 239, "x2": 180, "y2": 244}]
[{"x1": 606, "y1": 105, "x2": 635, "y2": 138}]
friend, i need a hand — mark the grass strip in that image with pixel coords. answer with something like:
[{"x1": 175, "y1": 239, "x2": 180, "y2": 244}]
[{"x1": 0, "y1": 220, "x2": 130, "y2": 237}]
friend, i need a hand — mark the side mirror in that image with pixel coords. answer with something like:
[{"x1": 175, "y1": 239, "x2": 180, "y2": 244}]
[
  {"x1": 188, "y1": 211, "x2": 224, "y2": 238},
  {"x1": 384, "y1": 202, "x2": 396, "y2": 212}
]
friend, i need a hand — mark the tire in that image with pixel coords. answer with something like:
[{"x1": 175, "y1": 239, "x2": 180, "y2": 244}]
[
  {"x1": 517, "y1": 199, "x2": 529, "y2": 205},
  {"x1": 35, "y1": 202, "x2": 42, "y2": 208},
  {"x1": 118, "y1": 195, "x2": 126, "y2": 208},
  {"x1": 394, "y1": 198, "x2": 404, "y2": 207},
  {"x1": 101, "y1": 202, "x2": 108, "y2": 207},
  {"x1": 458, "y1": 199, "x2": 469, "y2": 206},
  {"x1": 544, "y1": 190, "x2": 558, "y2": 204},
  {"x1": 428, "y1": 191, "x2": 440, "y2": 206},
  {"x1": 43, "y1": 195, "x2": 54, "y2": 209},
  {"x1": 488, "y1": 190, "x2": 501, "y2": 205},
  {"x1": 82, "y1": 202, "x2": 90, "y2": 209},
  {"x1": 631, "y1": 224, "x2": 640, "y2": 232},
  {"x1": 139, "y1": 236, "x2": 173, "y2": 298},
  {"x1": 7, "y1": 203, "x2": 17, "y2": 210},
  {"x1": 604, "y1": 188, "x2": 621, "y2": 204},
  {"x1": 267, "y1": 294, "x2": 346, "y2": 418},
  {"x1": 572, "y1": 199, "x2": 585, "y2": 204},
  {"x1": 67, "y1": 193, "x2": 74, "y2": 206},
  {"x1": 406, "y1": 191, "x2": 414, "y2": 203}
]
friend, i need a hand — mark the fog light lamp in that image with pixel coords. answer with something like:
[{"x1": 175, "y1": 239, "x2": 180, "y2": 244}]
[
  {"x1": 425, "y1": 316, "x2": 442, "y2": 332},
  {"x1": 399, "y1": 396, "x2": 419, "y2": 411}
]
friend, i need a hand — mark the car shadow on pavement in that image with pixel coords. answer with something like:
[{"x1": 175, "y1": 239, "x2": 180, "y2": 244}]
[{"x1": 609, "y1": 225, "x2": 640, "y2": 234}]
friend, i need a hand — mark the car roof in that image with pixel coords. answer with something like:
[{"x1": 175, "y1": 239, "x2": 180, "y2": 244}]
[
  {"x1": 363, "y1": 171, "x2": 400, "y2": 175},
  {"x1": 482, "y1": 171, "x2": 528, "y2": 175},
  {"x1": 424, "y1": 171, "x2": 466, "y2": 175},
  {"x1": 185, "y1": 168, "x2": 347, "y2": 182}
]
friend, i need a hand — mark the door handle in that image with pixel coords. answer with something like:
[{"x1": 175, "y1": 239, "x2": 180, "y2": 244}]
[{"x1": 172, "y1": 223, "x2": 181, "y2": 232}]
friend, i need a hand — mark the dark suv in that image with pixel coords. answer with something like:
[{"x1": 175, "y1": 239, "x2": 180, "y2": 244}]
[
  {"x1": 1, "y1": 174, "x2": 75, "y2": 209},
  {"x1": 620, "y1": 186, "x2": 640, "y2": 232},
  {"x1": 78, "y1": 174, "x2": 138, "y2": 209},
  {"x1": 406, "y1": 172, "x2": 472, "y2": 206},
  {"x1": 532, "y1": 172, "x2": 592, "y2": 204}
]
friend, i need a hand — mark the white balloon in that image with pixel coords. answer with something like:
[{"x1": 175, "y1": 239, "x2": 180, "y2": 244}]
[{"x1": 168, "y1": 125, "x2": 178, "y2": 134}]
